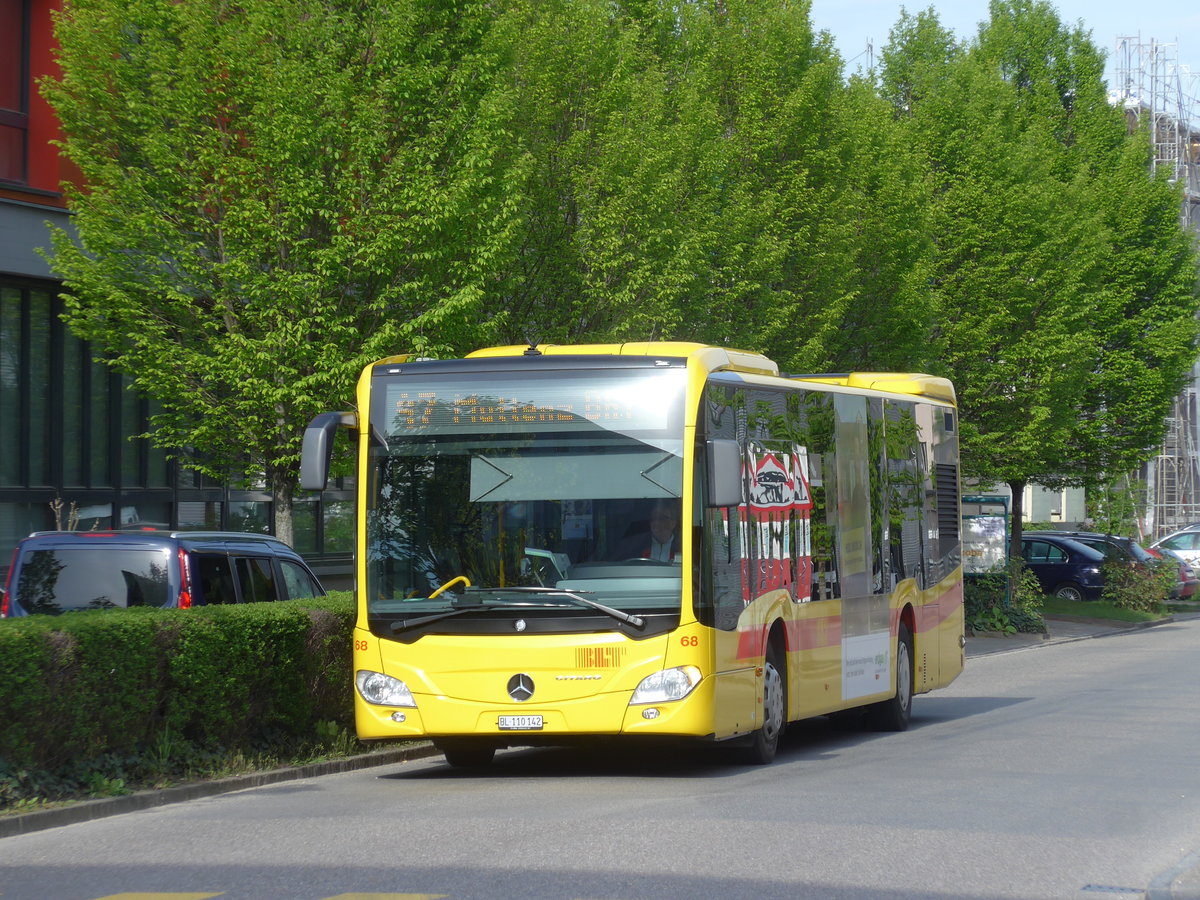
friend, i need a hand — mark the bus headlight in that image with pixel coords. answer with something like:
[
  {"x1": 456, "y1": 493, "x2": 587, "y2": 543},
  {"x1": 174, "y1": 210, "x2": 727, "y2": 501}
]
[
  {"x1": 630, "y1": 666, "x2": 702, "y2": 704},
  {"x1": 356, "y1": 670, "x2": 416, "y2": 707}
]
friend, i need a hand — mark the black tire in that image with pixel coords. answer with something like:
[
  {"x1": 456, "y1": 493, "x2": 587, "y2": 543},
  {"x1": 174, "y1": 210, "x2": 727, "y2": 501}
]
[
  {"x1": 435, "y1": 739, "x2": 497, "y2": 769},
  {"x1": 1053, "y1": 583, "x2": 1085, "y2": 602},
  {"x1": 740, "y1": 641, "x2": 787, "y2": 764},
  {"x1": 867, "y1": 622, "x2": 913, "y2": 732}
]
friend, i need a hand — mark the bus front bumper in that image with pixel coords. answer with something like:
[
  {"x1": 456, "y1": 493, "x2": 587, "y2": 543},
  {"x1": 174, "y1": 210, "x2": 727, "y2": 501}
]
[{"x1": 353, "y1": 675, "x2": 722, "y2": 742}]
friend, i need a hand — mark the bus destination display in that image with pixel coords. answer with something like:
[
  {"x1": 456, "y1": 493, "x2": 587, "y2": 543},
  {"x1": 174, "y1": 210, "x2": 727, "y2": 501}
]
[{"x1": 382, "y1": 380, "x2": 677, "y2": 435}]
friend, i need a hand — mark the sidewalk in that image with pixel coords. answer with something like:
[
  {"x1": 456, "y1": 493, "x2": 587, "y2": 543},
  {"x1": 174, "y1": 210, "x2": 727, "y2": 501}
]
[{"x1": 965, "y1": 614, "x2": 1174, "y2": 657}]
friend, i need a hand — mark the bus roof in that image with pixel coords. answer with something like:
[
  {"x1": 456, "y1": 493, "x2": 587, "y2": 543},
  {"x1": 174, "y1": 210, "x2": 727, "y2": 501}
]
[
  {"x1": 462, "y1": 344, "x2": 954, "y2": 403},
  {"x1": 466, "y1": 342, "x2": 779, "y2": 377},
  {"x1": 791, "y1": 372, "x2": 956, "y2": 404}
]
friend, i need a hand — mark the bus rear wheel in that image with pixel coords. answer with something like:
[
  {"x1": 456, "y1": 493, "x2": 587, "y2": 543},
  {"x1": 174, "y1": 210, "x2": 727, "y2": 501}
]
[
  {"x1": 740, "y1": 643, "x2": 786, "y2": 765},
  {"x1": 867, "y1": 623, "x2": 913, "y2": 732},
  {"x1": 435, "y1": 739, "x2": 497, "y2": 769}
]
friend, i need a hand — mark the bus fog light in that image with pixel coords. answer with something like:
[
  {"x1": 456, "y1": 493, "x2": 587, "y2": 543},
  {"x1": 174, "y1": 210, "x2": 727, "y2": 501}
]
[
  {"x1": 390, "y1": 712, "x2": 407, "y2": 723},
  {"x1": 356, "y1": 670, "x2": 416, "y2": 707},
  {"x1": 630, "y1": 666, "x2": 701, "y2": 704},
  {"x1": 642, "y1": 708, "x2": 660, "y2": 719}
]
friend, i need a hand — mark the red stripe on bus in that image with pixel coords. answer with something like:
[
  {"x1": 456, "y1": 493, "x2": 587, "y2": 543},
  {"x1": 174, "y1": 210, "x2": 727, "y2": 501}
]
[{"x1": 733, "y1": 580, "x2": 963, "y2": 661}]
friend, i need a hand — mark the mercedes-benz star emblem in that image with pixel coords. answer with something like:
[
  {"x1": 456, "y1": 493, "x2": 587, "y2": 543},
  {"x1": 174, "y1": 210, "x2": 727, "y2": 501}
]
[
  {"x1": 507, "y1": 673, "x2": 535, "y2": 702},
  {"x1": 514, "y1": 618, "x2": 527, "y2": 632}
]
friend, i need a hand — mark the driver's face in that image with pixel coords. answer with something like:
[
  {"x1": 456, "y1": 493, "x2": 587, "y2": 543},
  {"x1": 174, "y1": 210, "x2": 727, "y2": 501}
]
[{"x1": 649, "y1": 507, "x2": 677, "y2": 543}]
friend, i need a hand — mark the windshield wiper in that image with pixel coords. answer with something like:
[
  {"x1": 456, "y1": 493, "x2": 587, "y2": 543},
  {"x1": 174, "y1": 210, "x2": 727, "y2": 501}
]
[
  {"x1": 389, "y1": 598, "x2": 527, "y2": 634},
  {"x1": 486, "y1": 587, "x2": 646, "y2": 629},
  {"x1": 389, "y1": 588, "x2": 647, "y2": 634}
]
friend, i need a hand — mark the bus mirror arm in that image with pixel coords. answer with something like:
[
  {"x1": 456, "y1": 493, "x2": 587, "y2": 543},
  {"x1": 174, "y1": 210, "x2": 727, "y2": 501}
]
[
  {"x1": 300, "y1": 411, "x2": 355, "y2": 492},
  {"x1": 706, "y1": 439, "x2": 743, "y2": 508}
]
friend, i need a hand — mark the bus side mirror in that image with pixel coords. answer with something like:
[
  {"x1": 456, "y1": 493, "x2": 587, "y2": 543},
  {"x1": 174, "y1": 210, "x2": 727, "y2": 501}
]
[
  {"x1": 706, "y1": 439, "x2": 743, "y2": 508},
  {"x1": 300, "y1": 412, "x2": 355, "y2": 492}
]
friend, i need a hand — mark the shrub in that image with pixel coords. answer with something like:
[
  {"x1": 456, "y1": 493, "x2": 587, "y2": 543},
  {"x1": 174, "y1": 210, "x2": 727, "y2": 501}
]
[
  {"x1": 0, "y1": 592, "x2": 359, "y2": 809},
  {"x1": 1100, "y1": 560, "x2": 1171, "y2": 613},
  {"x1": 964, "y1": 564, "x2": 1045, "y2": 634}
]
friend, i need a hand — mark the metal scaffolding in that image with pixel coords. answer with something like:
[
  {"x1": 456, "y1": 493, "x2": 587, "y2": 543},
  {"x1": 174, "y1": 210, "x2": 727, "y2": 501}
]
[{"x1": 1112, "y1": 38, "x2": 1200, "y2": 537}]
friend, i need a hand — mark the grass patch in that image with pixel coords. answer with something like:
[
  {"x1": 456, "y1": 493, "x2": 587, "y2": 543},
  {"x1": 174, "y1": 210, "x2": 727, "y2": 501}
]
[{"x1": 1041, "y1": 596, "x2": 1165, "y2": 623}]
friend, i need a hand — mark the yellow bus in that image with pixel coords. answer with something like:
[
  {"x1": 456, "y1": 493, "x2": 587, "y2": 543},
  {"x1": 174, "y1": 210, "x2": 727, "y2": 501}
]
[{"x1": 301, "y1": 342, "x2": 964, "y2": 767}]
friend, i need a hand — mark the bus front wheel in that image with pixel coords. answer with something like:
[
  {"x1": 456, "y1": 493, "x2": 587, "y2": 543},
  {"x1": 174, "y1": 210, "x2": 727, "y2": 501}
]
[
  {"x1": 435, "y1": 739, "x2": 497, "y2": 769},
  {"x1": 740, "y1": 642, "x2": 786, "y2": 765}
]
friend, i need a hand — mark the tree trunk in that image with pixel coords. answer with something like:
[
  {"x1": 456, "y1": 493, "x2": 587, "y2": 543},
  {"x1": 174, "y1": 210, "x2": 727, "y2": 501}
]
[
  {"x1": 272, "y1": 471, "x2": 295, "y2": 548},
  {"x1": 1007, "y1": 478, "x2": 1027, "y2": 563}
]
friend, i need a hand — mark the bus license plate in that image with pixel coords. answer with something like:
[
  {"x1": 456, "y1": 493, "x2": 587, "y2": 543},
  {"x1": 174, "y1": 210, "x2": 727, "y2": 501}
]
[{"x1": 498, "y1": 715, "x2": 543, "y2": 731}]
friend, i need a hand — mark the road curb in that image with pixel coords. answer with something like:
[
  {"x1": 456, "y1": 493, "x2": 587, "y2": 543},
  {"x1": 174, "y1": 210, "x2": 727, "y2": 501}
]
[
  {"x1": 0, "y1": 741, "x2": 441, "y2": 839},
  {"x1": 965, "y1": 615, "x2": 1176, "y2": 657}
]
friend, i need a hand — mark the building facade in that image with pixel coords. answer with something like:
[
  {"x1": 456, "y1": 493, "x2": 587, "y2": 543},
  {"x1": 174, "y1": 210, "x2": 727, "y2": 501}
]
[{"x1": 0, "y1": 0, "x2": 352, "y2": 584}]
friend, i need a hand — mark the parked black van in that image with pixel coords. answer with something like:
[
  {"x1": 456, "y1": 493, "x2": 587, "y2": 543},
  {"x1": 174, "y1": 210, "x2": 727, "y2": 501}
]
[{"x1": 1, "y1": 530, "x2": 325, "y2": 617}]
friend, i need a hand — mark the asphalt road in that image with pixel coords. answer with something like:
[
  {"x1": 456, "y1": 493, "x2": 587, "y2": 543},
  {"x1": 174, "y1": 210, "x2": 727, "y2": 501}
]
[{"x1": 2, "y1": 615, "x2": 1199, "y2": 900}]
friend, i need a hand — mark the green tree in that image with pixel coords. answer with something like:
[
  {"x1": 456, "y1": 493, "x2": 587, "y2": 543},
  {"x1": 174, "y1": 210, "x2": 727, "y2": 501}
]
[
  {"x1": 44, "y1": 0, "x2": 525, "y2": 543},
  {"x1": 491, "y1": 0, "x2": 750, "y2": 345},
  {"x1": 1065, "y1": 137, "x2": 1200, "y2": 483},
  {"x1": 638, "y1": 0, "x2": 937, "y2": 374},
  {"x1": 880, "y1": 1, "x2": 1200, "y2": 554}
]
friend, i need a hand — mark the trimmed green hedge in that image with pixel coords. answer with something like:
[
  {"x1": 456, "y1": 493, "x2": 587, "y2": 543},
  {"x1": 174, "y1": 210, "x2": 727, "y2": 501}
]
[{"x1": 0, "y1": 592, "x2": 356, "y2": 772}]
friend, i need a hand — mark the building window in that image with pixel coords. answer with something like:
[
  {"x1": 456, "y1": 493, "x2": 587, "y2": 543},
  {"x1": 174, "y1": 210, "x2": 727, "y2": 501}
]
[{"x1": 0, "y1": 0, "x2": 29, "y2": 184}]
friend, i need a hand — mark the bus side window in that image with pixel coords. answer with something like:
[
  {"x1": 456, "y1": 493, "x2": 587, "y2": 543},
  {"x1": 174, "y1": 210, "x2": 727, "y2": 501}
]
[{"x1": 885, "y1": 400, "x2": 925, "y2": 589}]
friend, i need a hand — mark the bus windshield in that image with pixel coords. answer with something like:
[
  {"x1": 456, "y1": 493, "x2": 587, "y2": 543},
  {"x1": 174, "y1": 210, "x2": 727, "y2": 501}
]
[{"x1": 365, "y1": 364, "x2": 688, "y2": 632}]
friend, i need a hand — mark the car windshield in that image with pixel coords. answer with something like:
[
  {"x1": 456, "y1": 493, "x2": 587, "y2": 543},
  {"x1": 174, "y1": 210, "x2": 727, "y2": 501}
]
[
  {"x1": 364, "y1": 364, "x2": 687, "y2": 633},
  {"x1": 13, "y1": 547, "x2": 172, "y2": 614}
]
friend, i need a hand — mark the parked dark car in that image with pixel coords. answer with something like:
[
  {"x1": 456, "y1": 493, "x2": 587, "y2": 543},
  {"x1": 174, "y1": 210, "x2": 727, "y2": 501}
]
[
  {"x1": 1039, "y1": 529, "x2": 1188, "y2": 600},
  {"x1": 1019, "y1": 534, "x2": 1107, "y2": 601},
  {"x1": 1034, "y1": 530, "x2": 1155, "y2": 566},
  {"x1": 1, "y1": 530, "x2": 325, "y2": 617}
]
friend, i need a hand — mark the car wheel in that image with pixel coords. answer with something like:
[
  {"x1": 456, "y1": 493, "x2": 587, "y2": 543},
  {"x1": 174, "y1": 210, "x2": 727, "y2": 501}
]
[{"x1": 1052, "y1": 583, "x2": 1085, "y2": 602}]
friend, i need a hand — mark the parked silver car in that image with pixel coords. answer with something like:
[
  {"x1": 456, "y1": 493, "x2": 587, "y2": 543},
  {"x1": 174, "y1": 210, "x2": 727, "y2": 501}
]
[{"x1": 1150, "y1": 527, "x2": 1200, "y2": 569}]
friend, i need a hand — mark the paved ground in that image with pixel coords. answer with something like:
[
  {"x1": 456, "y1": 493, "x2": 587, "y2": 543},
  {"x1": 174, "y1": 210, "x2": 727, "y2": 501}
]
[
  {"x1": 971, "y1": 613, "x2": 1200, "y2": 900},
  {"x1": 6, "y1": 610, "x2": 1198, "y2": 900}
]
